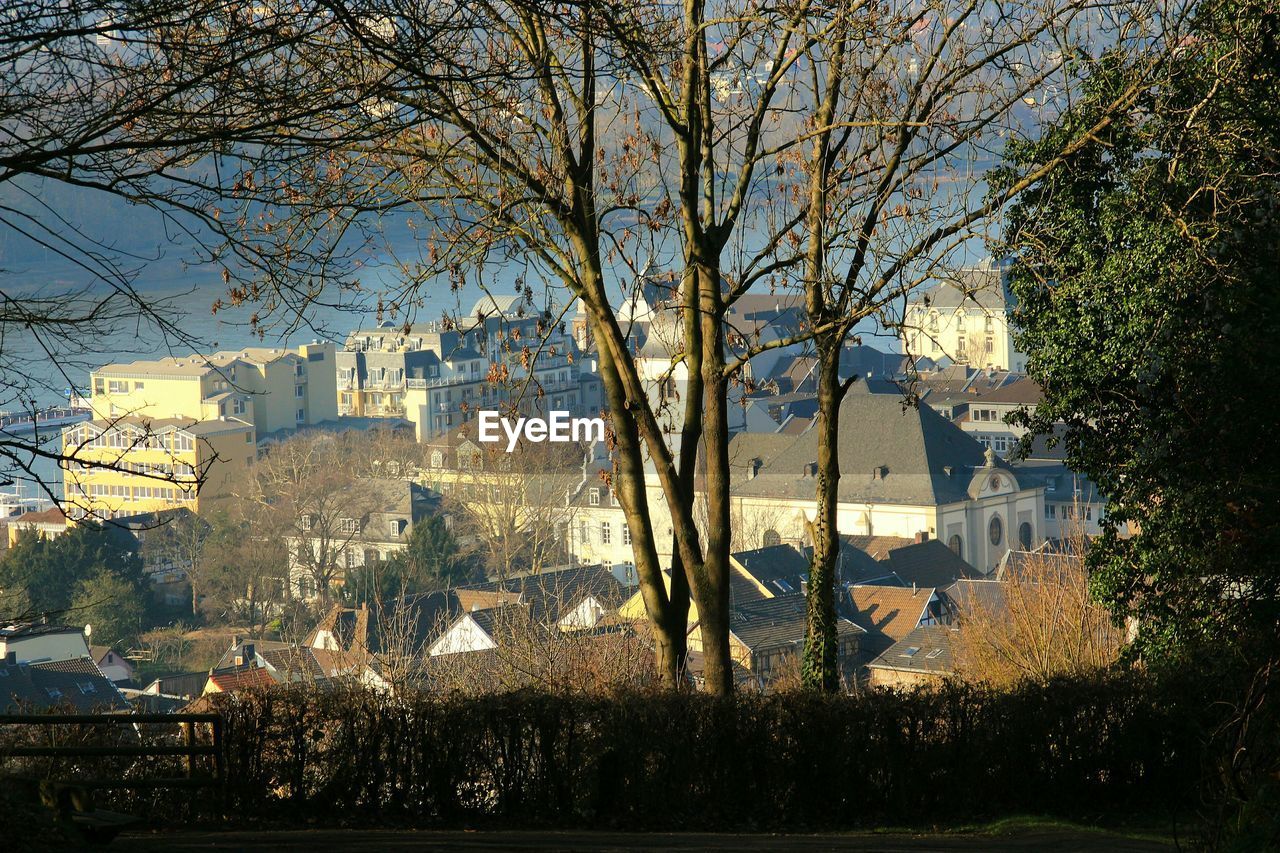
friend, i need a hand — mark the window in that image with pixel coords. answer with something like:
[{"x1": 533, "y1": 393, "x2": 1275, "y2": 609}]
[
  {"x1": 133, "y1": 381, "x2": 144, "y2": 390},
  {"x1": 601, "y1": 522, "x2": 611, "y2": 545},
  {"x1": 588, "y1": 488, "x2": 600, "y2": 506},
  {"x1": 1045, "y1": 504, "x2": 1057, "y2": 519},
  {"x1": 988, "y1": 514, "x2": 1003, "y2": 546},
  {"x1": 579, "y1": 519, "x2": 590, "y2": 542},
  {"x1": 1019, "y1": 521, "x2": 1033, "y2": 550},
  {"x1": 389, "y1": 519, "x2": 406, "y2": 538},
  {"x1": 296, "y1": 362, "x2": 305, "y2": 376},
  {"x1": 948, "y1": 534, "x2": 963, "y2": 558},
  {"x1": 295, "y1": 384, "x2": 304, "y2": 398},
  {"x1": 245, "y1": 433, "x2": 253, "y2": 444},
  {"x1": 928, "y1": 312, "x2": 939, "y2": 332},
  {"x1": 431, "y1": 450, "x2": 443, "y2": 468},
  {"x1": 622, "y1": 525, "x2": 631, "y2": 545},
  {"x1": 296, "y1": 408, "x2": 305, "y2": 422},
  {"x1": 340, "y1": 518, "x2": 359, "y2": 534},
  {"x1": 985, "y1": 336, "x2": 994, "y2": 354},
  {"x1": 234, "y1": 398, "x2": 247, "y2": 415}
]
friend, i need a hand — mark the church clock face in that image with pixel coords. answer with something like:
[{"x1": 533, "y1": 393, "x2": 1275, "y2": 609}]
[{"x1": 989, "y1": 514, "x2": 1003, "y2": 546}]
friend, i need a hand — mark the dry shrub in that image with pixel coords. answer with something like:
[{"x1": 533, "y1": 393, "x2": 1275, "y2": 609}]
[{"x1": 954, "y1": 525, "x2": 1125, "y2": 686}]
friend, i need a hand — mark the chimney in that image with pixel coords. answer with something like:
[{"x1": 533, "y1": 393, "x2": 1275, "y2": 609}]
[
  {"x1": 4, "y1": 651, "x2": 15, "y2": 666},
  {"x1": 914, "y1": 531, "x2": 929, "y2": 544},
  {"x1": 243, "y1": 642, "x2": 255, "y2": 665}
]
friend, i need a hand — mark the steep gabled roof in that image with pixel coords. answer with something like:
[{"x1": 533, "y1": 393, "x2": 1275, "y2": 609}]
[
  {"x1": 729, "y1": 594, "x2": 862, "y2": 653},
  {"x1": 848, "y1": 585, "x2": 936, "y2": 643},
  {"x1": 880, "y1": 539, "x2": 984, "y2": 588},
  {"x1": 730, "y1": 384, "x2": 1005, "y2": 505},
  {"x1": 1, "y1": 657, "x2": 130, "y2": 713},
  {"x1": 730, "y1": 544, "x2": 810, "y2": 596},
  {"x1": 867, "y1": 625, "x2": 957, "y2": 676}
]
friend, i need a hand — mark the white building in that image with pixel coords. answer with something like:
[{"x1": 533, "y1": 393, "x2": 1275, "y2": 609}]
[
  {"x1": 727, "y1": 384, "x2": 1045, "y2": 573},
  {"x1": 903, "y1": 263, "x2": 1027, "y2": 372}
]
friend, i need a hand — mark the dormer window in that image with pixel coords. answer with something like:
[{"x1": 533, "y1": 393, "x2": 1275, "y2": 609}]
[
  {"x1": 589, "y1": 488, "x2": 600, "y2": 506},
  {"x1": 340, "y1": 518, "x2": 360, "y2": 534},
  {"x1": 389, "y1": 519, "x2": 407, "y2": 537}
]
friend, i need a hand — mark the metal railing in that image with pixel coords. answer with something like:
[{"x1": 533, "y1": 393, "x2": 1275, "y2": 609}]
[{"x1": 0, "y1": 712, "x2": 224, "y2": 791}]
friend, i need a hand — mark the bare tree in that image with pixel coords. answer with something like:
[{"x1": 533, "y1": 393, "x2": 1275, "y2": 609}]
[
  {"x1": 248, "y1": 433, "x2": 378, "y2": 602},
  {"x1": 952, "y1": 522, "x2": 1125, "y2": 686},
  {"x1": 443, "y1": 439, "x2": 582, "y2": 577},
  {"x1": 784, "y1": 0, "x2": 1184, "y2": 690}
]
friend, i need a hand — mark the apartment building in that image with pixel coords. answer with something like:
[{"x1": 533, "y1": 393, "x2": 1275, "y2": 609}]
[
  {"x1": 61, "y1": 416, "x2": 255, "y2": 518},
  {"x1": 88, "y1": 342, "x2": 337, "y2": 436},
  {"x1": 337, "y1": 296, "x2": 601, "y2": 441},
  {"x1": 66, "y1": 342, "x2": 337, "y2": 517},
  {"x1": 902, "y1": 263, "x2": 1027, "y2": 372}
]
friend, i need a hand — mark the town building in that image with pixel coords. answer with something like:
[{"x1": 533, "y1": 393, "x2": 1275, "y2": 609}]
[
  {"x1": 337, "y1": 296, "x2": 601, "y2": 441},
  {"x1": 286, "y1": 478, "x2": 439, "y2": 600},
  {"x1": 902, "y1": 263, "x2": 1027, "y2": 372},
  {"x1": 866, "y1": 624, "x2": 958, "y2": 689},
  {"x1": 64, "y1": 342, "x2": 337, "y2": 517},
  {"x1": 61, "y1": 416, "x2": 254, "y2": 518},
  {"x1": 87, "y1": 342, "x2": 337, "y2": 435},
  {"x1": 727, "y1": 384, "x2": 1046, "y2": 573}
]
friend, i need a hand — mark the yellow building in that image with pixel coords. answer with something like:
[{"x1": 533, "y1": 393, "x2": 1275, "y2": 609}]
[
  {"x1": 61, "y1": 416, "x2": 255, "y2": 519},
  {"x1": 89, "y1": 342, "x2": 337, "y2": 436}
]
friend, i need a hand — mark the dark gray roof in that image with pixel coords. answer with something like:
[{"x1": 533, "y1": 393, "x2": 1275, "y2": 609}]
[
  {"x1": 880, "y1": 540, "x2": 983, "y2": 588},
  {"x1": 943, "y1": 579, "x2": 1008, "y2": 617},
  {"x1": 867, "y1": 625, "x2": 957, "y2": 675},
  {"x1": 729, "y1": 594, "x2": 861, "y2": 653},
  {"x1": 731, "y1": 544, "x2": 810, "y2": 596},
  {"x1": 911, "y1": 266, "x2": 1009, "y2": 312},
  {"x1": 730, "y1": 383, "x2": 1011, "y2": 505},
  {"x1": 1, "y1": 657, "x2": 130, "y2": 713},
  {"x1": 970, "y1": 377, "x2": 1042, "y2": 406}
]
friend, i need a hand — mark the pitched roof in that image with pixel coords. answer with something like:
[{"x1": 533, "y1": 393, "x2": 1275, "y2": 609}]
[
  {"x1": 1, "y1": 657, "x2": 129, "y2": 713},
  {"x1": 867, "y1": 625, "x2": 957, "y2": 676},
  {"x1": 206, "y1": 665, "x2": 278, "y2": 693},
  {"x1": 970, "y1": 376, "x2": 1042, "y2": 406},
  {"x1": 909, "y1": 265, "x2": 1010, "y2": 312},
  {"x1": 729, "y1": 595, "x2": 862, "y2": 652},
  {"x1": 730, "y1": 544, "x2": 811, "y2": 596},
  {"x1": 943, "y1": 578, "x2": 1008, "y2": 618},
  {"x1": 847, "y1": 585, "x2": 936, "y2": 643},
  {"x1": 730, "y1": 383, "x2": 1006, "y2": 505},
  {"x1": 880, "y1": 539, "x2": 984, "y2": 588},
  {"x1": 142, "y1": 670, "x2": 209, "y2": 699}
]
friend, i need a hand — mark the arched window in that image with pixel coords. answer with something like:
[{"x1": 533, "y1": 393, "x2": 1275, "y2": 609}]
[
  {"x1": 1018, "y1": 521, "x2": 1033, "y2": 550},
  {"x1": 948, "y1": 535, "x2": 963, "y2": 559},
  {"x1": 988, "y1": 514, "x2": 1004, "y2": 547},
  {"x1": 762, "y1": 529, "x2": 782, "y2": 548}
]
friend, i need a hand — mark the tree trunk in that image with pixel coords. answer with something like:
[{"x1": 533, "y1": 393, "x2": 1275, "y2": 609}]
[
  {"x1": 803, "y1": 349, "x2": 843, "y2": 691},
  {"x1": 693, "y1": 265, "x2": 735, "y2": 696}
]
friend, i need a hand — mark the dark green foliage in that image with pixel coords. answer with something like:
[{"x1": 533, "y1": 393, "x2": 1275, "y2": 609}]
[
  {"x1": 993, "y1": 1, "x2": 1280, "y2": 660},
  {"x1": 209, "y1": 674, "x2": 1197, "y2": 829},
  {"x1": 0, "y1": 523, "x2": 144, "y2": 622},
  {"x1": 345, "y1": 515, "x2": 478, "y2": 605}
]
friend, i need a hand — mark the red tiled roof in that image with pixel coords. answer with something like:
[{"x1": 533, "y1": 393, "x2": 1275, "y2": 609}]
[{"x1": 206, "y1": 666, "x2": 277, "y2": 693}]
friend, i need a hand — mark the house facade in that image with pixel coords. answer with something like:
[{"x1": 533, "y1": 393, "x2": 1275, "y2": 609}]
[
  {"x1": 61, "y1": 416, "x2": 254, "y2": 518},
  {"x1": 727, "y1": 385, "x2": 1045, "y2": 573},
  {"x1": 902, "y1": 264, "x2": 1027, "y2": 372}
]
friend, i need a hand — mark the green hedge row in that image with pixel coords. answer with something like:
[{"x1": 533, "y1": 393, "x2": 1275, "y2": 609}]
[{"x1": 213, "y1": 674, "x2": 1198, "y2": 829}]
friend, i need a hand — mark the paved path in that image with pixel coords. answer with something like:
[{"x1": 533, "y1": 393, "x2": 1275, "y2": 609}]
[{"x1": 117, "y1": 828, "x2": 1172, "y2": 851}]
